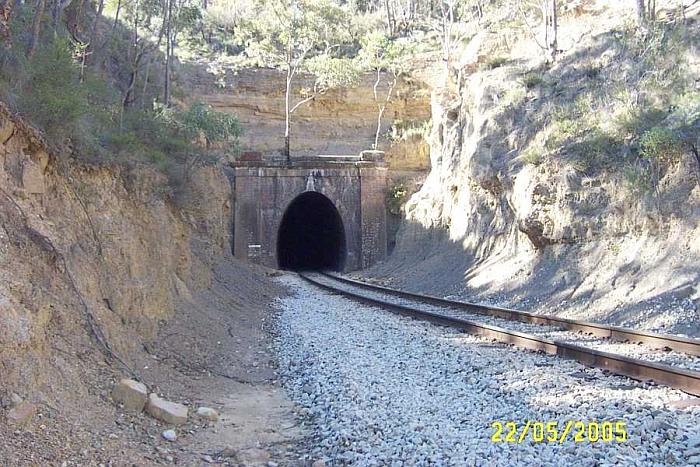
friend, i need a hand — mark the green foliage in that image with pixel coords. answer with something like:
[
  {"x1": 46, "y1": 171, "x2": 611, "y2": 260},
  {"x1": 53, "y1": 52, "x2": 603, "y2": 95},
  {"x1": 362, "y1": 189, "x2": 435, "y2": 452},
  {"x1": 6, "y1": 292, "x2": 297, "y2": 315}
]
[
  {"x1": 387, "y1": 183, "x2": 408, "y2": 215},
  {"x1": 583, "y1": 64, "x2": 602, "y2": 80},
  {"x1": 613, "y1": 105, "x2": 667, "y2": 141},
  {"x1": 0, "y1": 35, "x2": 241, "y2": 189},
  {"x1": 568, "y1": 127, "x2": 623, "y2": 173},
  {"x1": 483, "y1": 56, "x2": 508, "y2": 70},
  {"x1": 520, "y1": 147, "x2": 543, "y2": 166},
  {"x1": 639, "y1": 127, "x2": 684, "y2": 162},
  {"x1": 304, "y1": 55, "x2": 361, "y2": 92},
  {"x1": 499, "y1": 86, "x2": 526, "y2": 110},
  {"x1": 521, "y1": 72, "x2": 545, "y2": 89},
  {"x1": 545, "y1": 118, "x2": 585, "y2": 151},
  {"x1": 666, "y1": 91, "x2": 700, "y2": 144},
  {"x1": 388, "y1": 119, "x2": 430, "y2": 142},
  {"x1": 236, "y1": 0, "x2": 352, "y2": 70},
  {"x1": 178, "y1": 102, "x2": 243, "y2": 149},
  {"x1": 18, "y1": 39, "x2": 91, "y2": 140},
  {"x1": 357, "y1": 31, "x2": 416, "y2": 76}
]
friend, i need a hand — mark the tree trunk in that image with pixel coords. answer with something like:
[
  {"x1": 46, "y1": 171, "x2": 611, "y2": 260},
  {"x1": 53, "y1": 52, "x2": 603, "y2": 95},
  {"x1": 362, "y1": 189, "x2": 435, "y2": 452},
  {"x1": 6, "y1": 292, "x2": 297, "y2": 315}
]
[
  {"x1": 635, "y1": 0, "x2": 646, "y2": 25},
  {"x1": 100, "y1": 0, "x2": 121, "y2": 54},
  {"x1": 27, "y1": 0, "x2": 46, "y2": 57},
  {"x1": 372, "y1": 68, "x2": 382, "y2": 149},
  {"x1": 86, "y1": 0, "x2": 103, "y2": 62},
  {"x1": 122, "y1": 0, "x2": 140, "y2": 116},
  {"x1": 548, "y1": 0, "x2": 557, "y2": 60},
  {"x1": 163, "y1": 0, "x2": 173, "y2": 106},
  {"x1": 374, "y1": 75, "x2": 397, "y2": 150},
  {"x1": 646, "y1": 0, "x2": 655, "y2": 21},
  {"x1": 384, "y1": 0, "x2": 394, "y2": 35},
  {"x1": 141, "y1": 1, "x2": 167, "y2": 109},
  {"x1": 53, "y1": 0, "x2": 74, "y2": 33},
  {"x1": 284, "y1": 66, "x2": 292, "y2": 163}
]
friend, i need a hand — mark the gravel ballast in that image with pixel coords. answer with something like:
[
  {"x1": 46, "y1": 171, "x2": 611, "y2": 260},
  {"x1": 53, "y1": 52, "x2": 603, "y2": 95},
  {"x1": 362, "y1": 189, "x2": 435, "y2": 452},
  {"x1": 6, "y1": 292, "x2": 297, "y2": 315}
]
[
  {"x1": 274, "y1": 275, "x2": 700, "y2": 466},
  {"x1": 314, "y1": 273, "x2": 700, "y2": 372}
]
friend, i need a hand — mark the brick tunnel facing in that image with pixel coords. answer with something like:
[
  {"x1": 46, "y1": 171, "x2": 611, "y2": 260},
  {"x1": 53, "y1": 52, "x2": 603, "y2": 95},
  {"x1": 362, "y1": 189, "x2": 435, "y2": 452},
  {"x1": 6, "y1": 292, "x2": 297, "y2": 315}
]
[{"x1": 277, "y1": 191, "x2": 347, "y2": 271}]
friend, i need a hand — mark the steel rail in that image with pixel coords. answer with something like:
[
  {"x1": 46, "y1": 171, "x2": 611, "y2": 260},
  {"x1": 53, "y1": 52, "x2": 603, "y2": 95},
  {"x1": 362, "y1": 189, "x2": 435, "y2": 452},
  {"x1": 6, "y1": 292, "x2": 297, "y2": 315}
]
[
  {"x1": 299, "y1": 272, "x2": 700, "y2": 397},
  {"x1": 320, "y1": 272, "x2": 700, "y2": 357}
]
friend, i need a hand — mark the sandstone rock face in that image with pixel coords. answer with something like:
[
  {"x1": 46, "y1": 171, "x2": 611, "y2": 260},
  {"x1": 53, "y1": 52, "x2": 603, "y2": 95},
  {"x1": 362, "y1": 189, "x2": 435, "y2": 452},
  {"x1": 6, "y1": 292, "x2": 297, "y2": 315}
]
[
  {"x1": 111, "y1": 379, "x2": 148, "y2": 412},
  {"x1": 372, "y1": 38, "x2": 700, "y2": 335},
  {"x1": 146, "y1": 394, "x2": 188, "y2": 425},
  {"x1": 185, "y1": 67, "x2": 431, "y2": 170}
]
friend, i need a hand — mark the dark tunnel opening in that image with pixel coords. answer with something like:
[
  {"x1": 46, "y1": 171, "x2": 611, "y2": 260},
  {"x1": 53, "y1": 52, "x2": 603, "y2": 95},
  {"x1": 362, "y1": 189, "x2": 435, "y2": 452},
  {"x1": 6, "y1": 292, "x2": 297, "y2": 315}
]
[{"x1": 277, "y1": 192, "x2": 347, "y2": 271}]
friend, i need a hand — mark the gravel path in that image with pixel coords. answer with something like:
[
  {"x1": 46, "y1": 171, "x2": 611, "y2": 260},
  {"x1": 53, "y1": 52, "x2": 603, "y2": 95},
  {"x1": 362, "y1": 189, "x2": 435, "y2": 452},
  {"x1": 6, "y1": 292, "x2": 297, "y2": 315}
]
[
  {"x1": 274, "y1": 275, "x2": 700, "y2": 466},
  {"x1": 315, "y1": 274, "x2": 700, "y2": 372}
]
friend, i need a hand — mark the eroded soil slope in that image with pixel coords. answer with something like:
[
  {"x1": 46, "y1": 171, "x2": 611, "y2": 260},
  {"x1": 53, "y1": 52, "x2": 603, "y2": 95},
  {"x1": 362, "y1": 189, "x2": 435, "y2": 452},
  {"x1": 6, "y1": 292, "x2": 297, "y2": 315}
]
[{"x1": 0, "y1": 104, "x2": 303, "y2": 465}]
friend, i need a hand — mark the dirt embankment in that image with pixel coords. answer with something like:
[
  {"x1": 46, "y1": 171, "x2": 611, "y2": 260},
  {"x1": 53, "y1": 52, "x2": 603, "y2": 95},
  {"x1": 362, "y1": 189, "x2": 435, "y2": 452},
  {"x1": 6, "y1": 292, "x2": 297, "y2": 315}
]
[
  {"x1": 0, "y1": 104, "x2": 303, "y2": 465},
  {"x1": 366, "y1": 7, "x2": 700, "y2": 337}
]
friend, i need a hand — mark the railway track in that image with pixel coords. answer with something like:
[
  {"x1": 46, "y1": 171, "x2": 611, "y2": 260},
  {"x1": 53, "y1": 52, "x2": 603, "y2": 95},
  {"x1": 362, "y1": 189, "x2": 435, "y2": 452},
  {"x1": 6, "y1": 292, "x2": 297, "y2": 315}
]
[{"x1": 298, "y1": 271, "x2": 700, "y2": 397}]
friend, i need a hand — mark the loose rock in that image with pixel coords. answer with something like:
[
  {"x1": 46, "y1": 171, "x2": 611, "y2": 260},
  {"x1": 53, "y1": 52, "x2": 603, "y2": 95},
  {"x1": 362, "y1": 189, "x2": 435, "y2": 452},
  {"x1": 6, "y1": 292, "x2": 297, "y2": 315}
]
[
  {"x1": 195, "y1": 406, "x2": 219, "y2": 422},
  {"x1": 111, "y1": 379, "x2": 148, "y2": 413},
  {"x1": 9, "y1": 393, "x2": 23, "y2": 407},
  {"x1": 6, "y1": 402, "x2": 37, "y2": 426},
  {"x1": 161, "y1": 429, "x2": 177, "y2": 442},
  {"x1": 146, "y1": 394, "x2": 188, "y2": 425}
]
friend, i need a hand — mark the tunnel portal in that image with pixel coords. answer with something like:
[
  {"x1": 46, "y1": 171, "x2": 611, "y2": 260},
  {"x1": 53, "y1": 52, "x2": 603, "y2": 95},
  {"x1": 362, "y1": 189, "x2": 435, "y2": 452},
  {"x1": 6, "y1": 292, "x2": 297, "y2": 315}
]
[{"x1": 277, "y1": 191, "x2": 347, "y2": 271}]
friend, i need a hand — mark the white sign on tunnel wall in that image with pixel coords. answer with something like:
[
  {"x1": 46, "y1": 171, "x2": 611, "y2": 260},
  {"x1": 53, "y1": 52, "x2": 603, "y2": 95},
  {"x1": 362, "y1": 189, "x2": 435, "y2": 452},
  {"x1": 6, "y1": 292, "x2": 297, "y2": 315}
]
[{"x1": 248, "y1": 244, "x2": 261, "y2": 261}]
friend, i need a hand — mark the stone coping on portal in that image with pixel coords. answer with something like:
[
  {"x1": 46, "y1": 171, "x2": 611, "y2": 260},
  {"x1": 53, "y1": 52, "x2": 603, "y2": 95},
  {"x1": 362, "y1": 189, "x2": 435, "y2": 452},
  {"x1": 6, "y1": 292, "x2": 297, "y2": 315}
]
[{"x1": 231, "y1": 151, "x2": 387, "y2": 169}]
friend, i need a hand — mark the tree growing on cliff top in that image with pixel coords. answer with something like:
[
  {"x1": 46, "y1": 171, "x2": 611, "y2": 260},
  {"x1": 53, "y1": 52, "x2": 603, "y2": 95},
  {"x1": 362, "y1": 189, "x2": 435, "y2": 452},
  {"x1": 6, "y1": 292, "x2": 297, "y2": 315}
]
[
  {"x1": 357, "y1": 31, "x2": 414, "y2": 150},
  {"x1": 237, "y1": 0, "x2": 360, "y2": 162}
]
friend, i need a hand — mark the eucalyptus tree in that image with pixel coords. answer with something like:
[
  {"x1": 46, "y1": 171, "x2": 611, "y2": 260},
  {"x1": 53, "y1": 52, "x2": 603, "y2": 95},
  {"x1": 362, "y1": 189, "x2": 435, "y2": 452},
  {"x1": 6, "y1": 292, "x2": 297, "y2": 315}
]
[
  {"x1": 517, "y1": 0, "x2": 558, "y2": 62},
  {"x1": 237, "y1": 0, "x2": 360, "y2": 162},
  {"x1": 357, "y1": 31, "x2": 414, "y2": 150}
]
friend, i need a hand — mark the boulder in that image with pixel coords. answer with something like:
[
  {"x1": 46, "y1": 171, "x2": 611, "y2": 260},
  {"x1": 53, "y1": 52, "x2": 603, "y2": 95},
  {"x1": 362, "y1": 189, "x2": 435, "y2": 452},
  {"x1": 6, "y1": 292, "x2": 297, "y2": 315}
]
[
  {"x1": 195, "y1": 406, "x2": 219, "y2": 421},
  {"x1": 111, "y1": 379, "x2": 148, "y2": 413},
  {"x1": 9, "y1": 393, "x2": 22, "y2": 407},
  {"x1": 21, "y1": 161, "x2": 45, "y2": 194},
  {"x1": 7, "y1": 402, "x2": 37, "y2": 426},
  {"x1": 31, "y1": 149, "x2": 50, "y2": 172},
  {"x1": 146, "y1": 394, "x2": 188, "y2": 425}
]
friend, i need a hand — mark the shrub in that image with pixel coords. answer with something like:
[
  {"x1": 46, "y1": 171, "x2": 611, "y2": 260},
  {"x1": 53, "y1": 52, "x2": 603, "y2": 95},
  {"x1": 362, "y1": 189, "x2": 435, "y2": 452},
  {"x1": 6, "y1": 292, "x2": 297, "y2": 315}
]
[
  {"x1": 483, "y1": 56, "x2": 508, "y2": 70},
  {"x1": 387, "y1": 183, "x2": 408, "y2": 215},
  {"x1": 18, "y1": 38, "x2": 91, "y2": 140},
  {"x1": 613, "y1": 105, "x2": 667, "y2": 140},
  {"x1": 388, "y1": 119, "x2": 430, "y2": 142},
  {"x1": 499, "y1": 86, "x2": 527, "y2": 110},
  {"x1": 583, "y1": 65, "x2": 601, "y2": 80},
  {"x1": 178, "y1": 102, "x2": 243, "y2": 151},
  {"x1": 521, "y1": 147, "x2": 543, "y2": 165},
  {"x1": 546, "y1": 118, "x2": 585, "y2": 151},
  {"x1": 521, "y1": 72, "x2": 545, "y2": 89},
  {"x1": 564, "y1": 127, "x2": 623, "y2": 173},
  {"x1": 639, "y1": 127, "x2": 684, "y2": 162}
]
